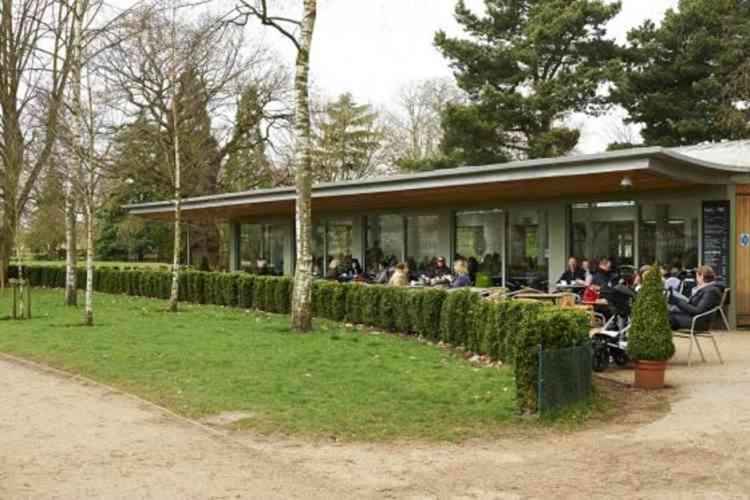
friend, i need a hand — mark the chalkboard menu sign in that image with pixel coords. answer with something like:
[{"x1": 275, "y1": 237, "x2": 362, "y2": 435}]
[{"x1": 702, "y1": 200, "x2": 731, "y2": 282}]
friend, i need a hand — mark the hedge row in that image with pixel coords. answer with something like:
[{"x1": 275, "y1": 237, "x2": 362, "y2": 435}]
[{"x1": 10, "y1": 265, "x2": 590, "y2": 412}]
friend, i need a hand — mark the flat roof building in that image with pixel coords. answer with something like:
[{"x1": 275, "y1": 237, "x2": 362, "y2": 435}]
[{"x1": 126, "y1": 141, "x2": 750, "y2": 327}]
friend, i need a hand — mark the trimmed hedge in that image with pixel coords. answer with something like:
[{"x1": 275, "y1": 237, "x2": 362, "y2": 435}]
[{"x1": 11, "y1": 264, "x2": 589, "y2": 412}]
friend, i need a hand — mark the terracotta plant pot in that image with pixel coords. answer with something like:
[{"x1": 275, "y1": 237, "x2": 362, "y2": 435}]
[{"x1": 634, "y1": 360, "x2": 668, "y2": 389}]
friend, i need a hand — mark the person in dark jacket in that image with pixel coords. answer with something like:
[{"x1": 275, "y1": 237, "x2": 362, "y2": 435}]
[
  {"x1": 558, "y1": 256, "x2": 586, "y2": 284},
  {"x1": 591, "y1": 258, "x2": 616, "y2": 289},
  {"x1": 668, "y1": 265, "x2": 722, "y2": 331}
]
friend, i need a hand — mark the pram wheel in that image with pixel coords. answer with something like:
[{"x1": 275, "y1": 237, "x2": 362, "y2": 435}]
[
  {"x1": 613, "y1": 351, "x2": 629, "y2": 367},
  {"x1": 592, "y1": 341, "x2": 610, "y2": 372}
]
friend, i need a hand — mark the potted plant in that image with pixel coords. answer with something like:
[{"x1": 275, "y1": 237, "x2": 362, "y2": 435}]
[{"x1": 627, "y1": 266, "x2": 675, "y2": 389}]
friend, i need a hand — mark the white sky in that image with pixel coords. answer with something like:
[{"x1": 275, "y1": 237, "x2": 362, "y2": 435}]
[
  {"x1": 261, "y1": 0, "x2": 679, "y2": 154},
  {"x1": 116, "y1": 0, "x2": 680, "y2": 154}
]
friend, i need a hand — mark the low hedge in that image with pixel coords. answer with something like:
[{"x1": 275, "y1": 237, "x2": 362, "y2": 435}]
[{"x1": 10, "y1": 264, "x2": 589, "y2": 412}]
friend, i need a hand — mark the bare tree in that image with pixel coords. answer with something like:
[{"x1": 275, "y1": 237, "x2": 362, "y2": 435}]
[
  {"x1": 233, "y1": 0, "x2": 317, "y2": 331},
  {"x1": 0, "y1": 0, "x2": 77, "y2": 287},
  {"x1": 383, "y1": 78, "x2": 463, "y2": 166}
]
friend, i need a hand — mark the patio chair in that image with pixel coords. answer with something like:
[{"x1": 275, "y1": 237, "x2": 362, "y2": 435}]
[
  {"x1": 673, "y1": 305, "x2": 725, "y2": 366},
  {"x1": 717, "y1": 288, "x2": 731, "y2": 332}
]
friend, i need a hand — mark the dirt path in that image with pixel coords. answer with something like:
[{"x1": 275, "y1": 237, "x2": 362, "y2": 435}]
[{"x1": 3, "y1": 334, "x2": 750, "y2": 499}]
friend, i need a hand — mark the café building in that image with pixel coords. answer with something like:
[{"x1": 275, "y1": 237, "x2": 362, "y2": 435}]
[{"x1": 126, "y1": 141, "x2": 750, "y2": 328}]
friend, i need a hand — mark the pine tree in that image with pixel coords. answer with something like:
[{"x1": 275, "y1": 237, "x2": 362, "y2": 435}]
[
  {"x1": 434, "y1": 0, "x2": 620, "y2": 163},
  {"x1": 312, "y1": 93, "x2": 383, "y2": 182},
  {"x1": 222, "y1": 84, "x2": 273, "y2": 191},
  {"x1": 628, "y1": 268, "x2": 675, "y2": 361},
  {"x1": 613, "y1": 0, "x2": 750, "y2": 146}
]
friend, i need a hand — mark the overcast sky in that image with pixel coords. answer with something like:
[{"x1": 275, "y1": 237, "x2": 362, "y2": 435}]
[
  {"x1": 245, "y1": 0, "x2": 680, "y2": 154},
  {"x1": 122, "y1": 0, "x2": 680, "y2": 154}
]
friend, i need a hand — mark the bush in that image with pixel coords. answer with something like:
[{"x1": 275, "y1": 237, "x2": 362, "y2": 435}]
[
  {"x1": 12, "y1": 264, "x2": 591, "y2": 413},
  {"x1": 627, "y1": 267, "x2": 675, "y2": 361},
  {"x1": 439, "y1": 289, "x2": 480, "y2": 346}
]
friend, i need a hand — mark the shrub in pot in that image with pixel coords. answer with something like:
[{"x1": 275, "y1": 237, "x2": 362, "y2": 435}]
[{"x1": 627, "y1": 266, "x2": 675, "y2": 388}]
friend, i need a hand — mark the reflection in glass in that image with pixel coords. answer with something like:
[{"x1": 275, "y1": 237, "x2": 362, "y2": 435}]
[
  {"x1": 640, "y1": 202, "x2": 699, "y2": 270},
  {"x1": 571, "y1": 201, "x2": 636, "y2": 267},
  {"x1": 239, "y1": 224, "x2": 287, "y2": 275},
  {"x1": 406, "y1": 215, "x2": 440, "y2": 273},
  {"x1": 326, "y1": 218, "x2": 354, "y2": 277},
  {"x1": 508, "y1": 209, "x2": 549, "y2": 289},
  {"x1": 312, "y1": 223, "x2": 324, "y2": 277},
  {"x1": 455, "y1": 210, "x2": 504, "y2": 282},
  {"x1": 365, "y1": 215, "x2": 403, "y2": 273}
]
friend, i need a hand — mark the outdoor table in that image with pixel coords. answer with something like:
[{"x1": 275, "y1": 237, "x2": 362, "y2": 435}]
[
  {"x1": 555, "y1": 283, "x2": 587, "y2": 293},
  {"x1": 513, "y1": 292, "x2": 567, "y2": 305}
]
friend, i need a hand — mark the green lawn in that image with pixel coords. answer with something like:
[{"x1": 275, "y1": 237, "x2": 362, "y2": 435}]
[{"x1": 0, "y1": 288, "x2": 516, "y2": 441}]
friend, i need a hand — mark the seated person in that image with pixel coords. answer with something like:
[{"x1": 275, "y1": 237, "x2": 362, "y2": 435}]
[
  {"x1": 668, "y1": 265, "x2": 722, "y2": 331},
  {"x1": 430, "y1": 256, "x2": 451, "y2": 278},
  {"x1": 388, "y1": 263, "x2": 410, "y2": 287},
  {"x1": 591, "y1": 258, "x2": 616, "y2": 289},
  {"x1": 663, "y1": 266, "x2": 682, "y2": 294},
  {"x1": 450, "y1": 259, "x2": 472, "y2": 288},
  {"x1": 558, "y1": 256, "x2": 586, "y2": 284},
  {"x1": 633, "y1": 264, "x2": 652, "y2": 293}
]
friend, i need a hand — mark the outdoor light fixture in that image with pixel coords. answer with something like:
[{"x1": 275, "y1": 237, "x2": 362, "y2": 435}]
[{"x1": 620, "y1": 175, "x2": 633, "y2": 189}]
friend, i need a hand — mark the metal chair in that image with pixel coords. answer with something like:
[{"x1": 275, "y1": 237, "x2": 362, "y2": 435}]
[
  {"x1": 717, "y1": 288, "x2": 731, "y2": 331},
  {"x1": 674, "y1": 307, "x2": 725, "y2": 366}
]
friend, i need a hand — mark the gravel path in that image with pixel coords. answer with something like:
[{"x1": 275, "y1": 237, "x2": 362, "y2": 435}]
[{"x1": 3, "y1": 333, "x2": 750, "y2": 499}]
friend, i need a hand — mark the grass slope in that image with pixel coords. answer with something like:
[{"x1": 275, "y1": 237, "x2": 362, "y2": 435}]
[{"x1": 0, "y1": 289, "x2": 515, "y2": 441}]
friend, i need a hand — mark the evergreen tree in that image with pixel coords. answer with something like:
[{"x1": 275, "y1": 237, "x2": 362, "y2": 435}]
[
  {"x1": 312, "y1": 93, "x2": 383, "y2": 182},
  {"x1": 172, "y1": 65, "x2": 221, "y2": 197},
  {"x1": 613, "y1": 0, "x2": 750, "y2": 146},
  {"x1": 628, "y1": 267, "x2": 675, "y2": 361},
  {"x1": 222, "y1": 84, "x2": 274, "y2": 191},
  {"x1": 434, "y1": 0, "x2": 620, "y2": 163},
  {"x1": 25, "y1": 169, "x2": 66, "y2": 259}
]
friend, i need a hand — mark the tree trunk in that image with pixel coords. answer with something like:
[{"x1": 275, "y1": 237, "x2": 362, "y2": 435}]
[
  {"x1": 64, "y1": 185, "x2": 78, "y2": 305},
  {"x1": 290, "y1": 0, "x2": 317, "y2": 332},
  {"x1": 67, "y1": 0, "x2": 84, "y2": 308},
  {"x1": 168, "y1": 85, "x2": 182, "y2": 312},
  {"x1": 84, "y1": 199, "x2": 94, "y2": 325}
]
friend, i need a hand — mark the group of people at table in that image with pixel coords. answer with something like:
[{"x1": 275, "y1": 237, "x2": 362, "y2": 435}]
[
  {"x1": 322, "y1": 253, "x2": 725, "y2": 331},
  {"x1": 556, "y1": 257, "x2": 725, "y2": 331},
  {"x1": 324, "y1": 255, "x2": 478, "y2": 289}
]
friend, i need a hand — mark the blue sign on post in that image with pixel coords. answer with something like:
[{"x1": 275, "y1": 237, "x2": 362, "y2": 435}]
[{"x1": 740, "y1": 233, "x2": 750, "y2": 248}]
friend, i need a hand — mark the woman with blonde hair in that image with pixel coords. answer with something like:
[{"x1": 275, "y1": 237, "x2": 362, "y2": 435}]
[
  {"x1": 388, "y1": 262, "x2": 410, "y2": 287},
  {"x1": 450, "y1": 259, "x2": 472, "y2": 288}
]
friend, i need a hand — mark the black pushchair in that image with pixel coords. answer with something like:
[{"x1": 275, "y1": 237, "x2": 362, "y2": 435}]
[{"x1": 592, "y1": 286, "x2": 635, "y2": 372}]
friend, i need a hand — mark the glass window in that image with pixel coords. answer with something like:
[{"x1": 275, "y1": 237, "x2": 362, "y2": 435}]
[
  {"x1": 640, "y1": 202, "x2": 699, "y2": 270},
  {"x1": 239, "y1": 223, "x2": 287, "y2": 275},
  {"x1": 406, "y1": 215, "x2": 441, "y2": 273},
  {"x1": 508, "y1": 209, "x2": 549, "y2": 289},
  {"x1": 312, "y1": 223, "x2": 325, "y2": 277},
  {"x1": 455, "y1": 210, "x2": 504, "y2": 280},
  {"x1": 571, "y1": 201, "x2": 636, "y2": 267},
  {"x1": 239, "y1": 224, "x2": 263, "y2": 272},
  {"x1": 365, "y1": 215, "x2": 403, "y2": 273},
  {"x1": 326, "y1": 218, "x2": 354, "y2": 276}
]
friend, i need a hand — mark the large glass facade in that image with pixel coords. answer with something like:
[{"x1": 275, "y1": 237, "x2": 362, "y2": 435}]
[
  {"x1": 508, "y1": 209, "x2": 549, "y2": 289},
  {"x1": 312, "y1": 223, "x2": 325, "y2": 277},
  {"x1": 455, "y1": 210, "x2": 504, "y2": 280},
  {"x1": 406, "y1": 215, "x2": 441, "y2": 273},
  {"x1": 571, "y1": 201, "x2": 636, "y2": 267},
  {"x1": 239, "y1": 223, "x2": 287, "y2": 275},
  {"x1": 326, "y1": 218, "x2": 354, "y2": 276},
  {"x1": 365, "y1": 215, "x2": 403, "y2": 273},
  {"x1": 639, "y1": 201, "x2": 699, "y2": 269}
]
